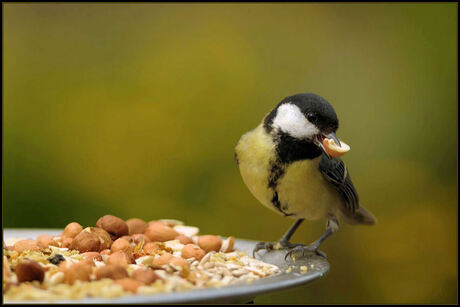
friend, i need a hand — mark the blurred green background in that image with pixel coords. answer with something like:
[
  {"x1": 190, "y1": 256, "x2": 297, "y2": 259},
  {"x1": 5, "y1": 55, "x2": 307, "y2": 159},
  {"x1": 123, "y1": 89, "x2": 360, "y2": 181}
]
[{"x1": 3, "y1": 3, "x2": 457, "y2": 304}]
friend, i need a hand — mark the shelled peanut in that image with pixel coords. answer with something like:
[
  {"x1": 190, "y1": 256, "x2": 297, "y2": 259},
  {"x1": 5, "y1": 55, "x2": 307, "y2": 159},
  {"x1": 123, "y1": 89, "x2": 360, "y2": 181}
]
[{"x1": 4, "y1": 214, "x2": 237, "y2": 290}]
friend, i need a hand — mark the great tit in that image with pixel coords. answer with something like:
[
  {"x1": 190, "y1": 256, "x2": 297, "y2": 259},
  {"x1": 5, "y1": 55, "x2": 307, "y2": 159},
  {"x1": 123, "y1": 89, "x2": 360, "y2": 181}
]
[{"x1": 235, "y1": 93, "x2": 376, "y2": 259}]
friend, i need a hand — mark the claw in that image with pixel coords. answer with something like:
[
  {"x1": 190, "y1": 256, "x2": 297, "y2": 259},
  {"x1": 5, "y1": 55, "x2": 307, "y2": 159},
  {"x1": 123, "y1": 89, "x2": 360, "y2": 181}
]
[
  {"x1": 252, "y1": 241, "x2": 274, "y2": 257},
  {"x1": 252, "y1": 240, "x2": 311, "y2": 259},
  {"x1": 284, "y1": 244, "x2": 327, "y2": 261},
  {"x1": 284, "y1": 250, "x2": 295, "y2": 261}
]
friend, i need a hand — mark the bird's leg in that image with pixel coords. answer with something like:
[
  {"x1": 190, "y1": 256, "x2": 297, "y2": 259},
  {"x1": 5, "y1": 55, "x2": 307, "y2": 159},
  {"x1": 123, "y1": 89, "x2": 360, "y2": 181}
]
[
  {"x1": 279, "y1": 218, "x2": 305, "y2": 246},
  {"x1": 253, "y1": 219, "x2": 305, "y2": 257},
  {"x1": 285, "y1": 215, "x2": 339, "y2": 260}
]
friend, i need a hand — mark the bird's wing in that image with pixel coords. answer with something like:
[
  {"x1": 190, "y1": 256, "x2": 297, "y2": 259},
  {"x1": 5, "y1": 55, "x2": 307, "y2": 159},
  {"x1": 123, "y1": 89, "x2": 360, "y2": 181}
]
[{"x1": 319, "y1": 153, "x2": 359, "y2": 215}]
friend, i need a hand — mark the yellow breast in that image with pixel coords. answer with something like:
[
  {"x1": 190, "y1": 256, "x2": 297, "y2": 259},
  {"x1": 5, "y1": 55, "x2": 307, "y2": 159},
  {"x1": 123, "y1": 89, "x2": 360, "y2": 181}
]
[
  {"x1": 235, "y1": 124, "x2": 340, "y2": 220},
  {"x1": 235, "y1": 124, "x2": 275, "y2": 211}
]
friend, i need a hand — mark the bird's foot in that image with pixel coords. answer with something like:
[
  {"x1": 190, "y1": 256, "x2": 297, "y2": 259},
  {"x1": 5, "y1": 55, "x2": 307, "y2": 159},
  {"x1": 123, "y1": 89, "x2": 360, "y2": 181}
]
[
  {"x1": 284, "y1": 243, "x2": 327, "y2": 261},
  {"x1": 252, "y1": 240, "x2": 304, "y2": 257}
]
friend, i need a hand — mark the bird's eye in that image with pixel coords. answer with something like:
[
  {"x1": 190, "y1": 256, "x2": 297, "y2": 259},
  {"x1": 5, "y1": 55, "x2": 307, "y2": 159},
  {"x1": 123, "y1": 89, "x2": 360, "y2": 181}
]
[{"x1": 307, "y1": 113, "x2": 317, "y2": 122}]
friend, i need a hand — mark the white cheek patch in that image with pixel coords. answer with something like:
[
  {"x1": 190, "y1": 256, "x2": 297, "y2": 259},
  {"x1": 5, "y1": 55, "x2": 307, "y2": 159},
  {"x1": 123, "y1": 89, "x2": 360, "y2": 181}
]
[{"x1": 272, "y1": 103, "x2": 319, "y2": 139}]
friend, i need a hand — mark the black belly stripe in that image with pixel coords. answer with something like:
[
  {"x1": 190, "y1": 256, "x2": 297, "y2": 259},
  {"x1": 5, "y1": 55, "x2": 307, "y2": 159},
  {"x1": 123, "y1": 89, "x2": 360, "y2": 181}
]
[
  {"x1": 268, "y1": 161, "x2": 284, "y2": 189},
  {"x1": 265, "y1": 130, "x2": 321, "y2": 217},
  {"x1": 271, "y1": 191, "x2": 282, "y2": 212},
  {"x1": 268, "y1": 159, "x2": 295, "y2": 217},
  {"x1": 271, "y1": 191, "x2": 296, "y2": 217}
]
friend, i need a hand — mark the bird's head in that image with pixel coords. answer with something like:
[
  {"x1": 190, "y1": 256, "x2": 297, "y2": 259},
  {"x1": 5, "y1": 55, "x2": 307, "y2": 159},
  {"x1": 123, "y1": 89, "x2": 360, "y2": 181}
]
[{"x1": 264, "y1": 93, "x2": 341, "y2": 156}]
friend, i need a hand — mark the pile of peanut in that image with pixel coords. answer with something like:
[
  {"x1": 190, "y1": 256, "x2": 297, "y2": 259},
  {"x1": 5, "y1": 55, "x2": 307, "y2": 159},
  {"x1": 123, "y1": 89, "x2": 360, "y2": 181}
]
[{"x1": 3, "y1": 215, "x2": 279, "y2": 301}]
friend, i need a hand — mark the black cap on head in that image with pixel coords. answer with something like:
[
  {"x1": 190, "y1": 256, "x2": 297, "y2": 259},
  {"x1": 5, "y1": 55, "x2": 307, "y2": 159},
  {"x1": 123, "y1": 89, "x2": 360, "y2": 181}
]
[{"x1": 264, "y1": 93, "x2": 339, "y2": 134}]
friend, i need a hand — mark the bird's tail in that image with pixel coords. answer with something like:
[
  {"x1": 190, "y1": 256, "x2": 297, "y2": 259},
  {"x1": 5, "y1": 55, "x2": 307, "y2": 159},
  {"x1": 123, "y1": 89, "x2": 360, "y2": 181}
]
[{"x1": 342, "y1": 206, "x2": 377, "y2": 225}]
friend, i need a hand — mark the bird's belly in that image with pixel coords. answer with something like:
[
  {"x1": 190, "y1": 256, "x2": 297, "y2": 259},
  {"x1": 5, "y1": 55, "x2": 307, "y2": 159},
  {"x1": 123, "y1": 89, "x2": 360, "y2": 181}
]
[
  {"x1": 235, "y1": 124, "x2": 339, "y2": 221},
  {"x1": 276, "y1": 159, "x2": 338, "y2": 220}
]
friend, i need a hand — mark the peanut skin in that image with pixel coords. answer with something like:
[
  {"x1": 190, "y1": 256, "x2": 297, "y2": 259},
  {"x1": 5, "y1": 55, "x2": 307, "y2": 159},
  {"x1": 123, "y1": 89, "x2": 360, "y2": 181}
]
[
  {"x1": 60, "y1": 262, "x2": 92, "y2": 285},
  {"x1": 152, "y1": 253, "x2": 174, "y2": 266},
  {"x1": 106, "y1": 250, "x2": 134, "y2": 267},
  {"x1": 36, "y1": 234, "x2": 58, "y2": 249},
  {"x1": 111, "y1": 238, "x2": 134, "y2": 254},
  {"x1": 82, "y1": 252, "x2": 102, "y2": 266},
  {"x1": 13, "y1": 239, "x2": 40, "y2": 254},
  {"x1": 131, "y1": 234, "x2": 150, "y2": 245},
  {"x1": 145, "y1": 224, "x2": 178, "y2": 242},
  {"x1": 143, "y1": 242, "x2": 161, "y2": 255},
  {"x1": 70, "y1": 231, "x2": 101, "y2": 253},
  {"x1": 62, "y1": 237, "x2": 73, "y2": 248},
  {"x1": 95, "y1": 264, "x2": 128, "y2": 280},
  {"x1": 131, "y1": 268, "x2": 160, "y2": 285},
  {"x1": 175, "y1": 235, "x2": 193, "y2": 245},
  {"x1": 115, "y1": 278, "x2": 142, "y2": 293},
  {"x1": 126, "y1": 218, "x2": 148, "y2": 235},
  {"x1": 96, "y1": 215, "x2": 129, "y2": 240},
  {"x1": 62, "y1": 222, "x2": 83, "y2": 239},
  {"x1": 15, "y1": 260, "x2": 45, "y2": 283},
  {"x1": 181, "y1": 244, "x2": 205, "y2": 261},
  {"x1": 90, "y1": 227, "x2": 113, "y2": 250},
  {"x1": 198, "y1": 235, "x2": 222, "y2": 253}
]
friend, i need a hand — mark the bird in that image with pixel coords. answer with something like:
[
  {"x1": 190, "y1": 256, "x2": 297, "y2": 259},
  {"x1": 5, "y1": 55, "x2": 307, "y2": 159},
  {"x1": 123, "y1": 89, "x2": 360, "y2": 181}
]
[{"x1": 234, "y1": 92, "x2": 376, "y2": 259}]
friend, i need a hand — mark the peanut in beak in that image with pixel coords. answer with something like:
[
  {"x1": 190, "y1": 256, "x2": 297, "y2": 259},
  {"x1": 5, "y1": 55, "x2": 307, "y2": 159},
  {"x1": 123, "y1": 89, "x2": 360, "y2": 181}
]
[{"x1": 322, "y1": 138, "x2": 351, "y2": 158}]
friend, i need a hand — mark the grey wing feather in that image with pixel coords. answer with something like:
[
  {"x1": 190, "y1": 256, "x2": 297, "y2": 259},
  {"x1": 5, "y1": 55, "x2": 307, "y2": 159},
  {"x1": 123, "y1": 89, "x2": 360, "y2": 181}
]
[{"x1": 319, "y1": 153, "x2": 359, "y2": 215}]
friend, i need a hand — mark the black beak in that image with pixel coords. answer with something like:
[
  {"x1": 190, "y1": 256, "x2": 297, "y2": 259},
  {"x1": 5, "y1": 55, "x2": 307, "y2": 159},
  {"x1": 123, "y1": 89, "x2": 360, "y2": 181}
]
[
  {"x1": 325, "y1": 132, "x2": 341, "y2": 147},
  {"x1": 316, "y1": 132, "x2": 341, "y2": 159}
]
